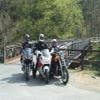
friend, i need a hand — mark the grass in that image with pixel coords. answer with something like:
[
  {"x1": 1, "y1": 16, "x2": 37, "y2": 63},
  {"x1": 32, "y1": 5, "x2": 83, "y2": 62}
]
[{"x1": 85, "y1": 43, "x2": 100, "y2": 76}]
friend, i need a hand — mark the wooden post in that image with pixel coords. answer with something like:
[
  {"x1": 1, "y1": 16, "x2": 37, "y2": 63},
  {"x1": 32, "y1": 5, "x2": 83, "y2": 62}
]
[
  {"x1": 80, "y1": 51, "x2": 85, "y2": 70},
  {"x1": 3, "y1": 46, "x2": 6, "y2": 63}
]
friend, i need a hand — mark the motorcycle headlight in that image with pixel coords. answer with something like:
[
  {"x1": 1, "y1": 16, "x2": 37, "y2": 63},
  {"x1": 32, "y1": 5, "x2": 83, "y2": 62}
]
[
  {"x1": 29, "y1": 55, "x2": 33, "y2": 60},
  {"x1": 59, "y1": 51, "x2": 64, "y2": 57}
]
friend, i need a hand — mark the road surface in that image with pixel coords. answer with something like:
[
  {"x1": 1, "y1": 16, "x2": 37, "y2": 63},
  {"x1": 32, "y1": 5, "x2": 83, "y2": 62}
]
[{"x1": 0, "y1": 62, "x2": 100, "y2": 100}]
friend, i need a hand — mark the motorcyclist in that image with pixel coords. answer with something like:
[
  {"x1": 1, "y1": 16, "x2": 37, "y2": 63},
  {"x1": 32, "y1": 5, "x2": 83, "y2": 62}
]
[
  {"x1": 34, "y1": 34, "x2": 48, "y2": 51},
  {"x1": 51, "y1": 39, "x2": 59, "y2": 52},
  {"x1": 33, "y1": 34, "x2": 48, "y2": 77},
  {"x1": 50, "y1": 39, "x2": 61, "y2": 78},
  {"x1": 20, "y1": 34, "x2": 32, "y2": 71},
  {"x1": 22, "y1": 34, "x2": 32, "y2": 49}
]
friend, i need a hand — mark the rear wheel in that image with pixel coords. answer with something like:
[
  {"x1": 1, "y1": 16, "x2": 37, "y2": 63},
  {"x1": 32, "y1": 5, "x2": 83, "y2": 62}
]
[{"x1": 61, "y1": 66, "x2": 69, "y2": 85}]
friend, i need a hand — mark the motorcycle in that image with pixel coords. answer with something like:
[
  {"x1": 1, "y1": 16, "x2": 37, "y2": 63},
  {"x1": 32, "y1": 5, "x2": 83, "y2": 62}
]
[
  {"x1": 34, "y1": 49, "x2": 51, "y2": 83},
  {"x1": 22, "y1": 48, "x2": 33, "y2": 81},
  {"x1": 50, "y1": 48, "x2": 69, "y2": 85}
]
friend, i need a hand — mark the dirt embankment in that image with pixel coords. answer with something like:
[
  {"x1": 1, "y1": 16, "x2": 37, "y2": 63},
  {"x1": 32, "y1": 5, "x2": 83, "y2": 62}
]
[{"x1": 70, "y1": 70, "x2": 100, "y2": 92}]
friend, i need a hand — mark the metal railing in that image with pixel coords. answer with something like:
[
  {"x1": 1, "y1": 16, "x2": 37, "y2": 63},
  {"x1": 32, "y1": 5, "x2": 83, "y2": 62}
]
[
  {"x1": 59, "y1": 39, "x2": 91, "y2": 68},
  {"x1": 0, "y1": 44, "x2": 21, "y2": 63},
  {"x1": 90, "y1": 37, "x2": 100, "y2": 43},
  {"x1": 0, "y1": 45, "x2": 4, "y2": 63},
  {"x1": 0, "y1": 38, "x2": 92, "y2": 63},
  {"x1": 5, "y1": 45, "x2": 21, "y2": 62}
]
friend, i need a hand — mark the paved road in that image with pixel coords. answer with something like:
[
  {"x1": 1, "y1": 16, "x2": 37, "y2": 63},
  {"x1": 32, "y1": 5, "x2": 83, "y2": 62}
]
[{"x1": 0, "y1": 63, "x2": 100, "y2": 100}]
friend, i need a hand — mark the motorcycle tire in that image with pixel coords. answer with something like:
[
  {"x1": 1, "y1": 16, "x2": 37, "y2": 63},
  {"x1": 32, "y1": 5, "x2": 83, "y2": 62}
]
[
  {"x1": 45, "y1": 69, "x2": 49, "y2": 84},
  {"x1": 61, "y1": 66, "x2": 69, "y2": 85},
  {"x1": 25, "y1": 67, "x2": 30, "y2": 81},
  {"x1": 32, "y1": 69, "x2": 36, "y2": 78}
]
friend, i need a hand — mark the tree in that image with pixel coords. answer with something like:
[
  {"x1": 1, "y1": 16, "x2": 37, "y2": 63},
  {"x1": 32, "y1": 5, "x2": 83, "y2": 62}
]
[
  {"x1": 0, "y1": 0, "x2": 86, "y2": 44},
  {"x1": 81, "y1": 0, "x2": 100, "y2": 37}
]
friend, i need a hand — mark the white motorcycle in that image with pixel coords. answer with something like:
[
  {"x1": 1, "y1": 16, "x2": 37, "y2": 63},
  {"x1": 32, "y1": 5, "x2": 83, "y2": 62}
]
[{"x1": 33, "y1": 49, "x2": 51, "y2": 83}]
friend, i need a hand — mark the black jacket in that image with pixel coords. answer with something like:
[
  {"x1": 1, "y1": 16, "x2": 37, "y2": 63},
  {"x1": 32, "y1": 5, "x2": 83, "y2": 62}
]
[
  {"x1": 22, "y1": 41, "x2": 32, "y2": 49},
  {"x1": 34, "y1": 41, "x2": 48, "y2": 51}
]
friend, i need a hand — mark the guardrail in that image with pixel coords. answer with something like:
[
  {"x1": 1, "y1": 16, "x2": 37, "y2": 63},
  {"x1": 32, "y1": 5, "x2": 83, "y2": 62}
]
[
  {"x1": 60, "y1": 39, "x2": 90, "y2": 57},
  {"x1": 0, "y1": 38, "x2": 92, "y2": 64},
  {"x1": 90, "y1": 37, "x2": 100, "y2": 43},
  {"x1": 0, "y1": 45, "x2": 4, "y2": 63},
  {"x1": 0, "y1": 44, "x2": 21, "y2": 63},
  {"x1": 5, "y1": 45, "x2": 21, "y2": 63},
  {"x1": 59, "y1": 39, "x2": 91, "y2": 70}
]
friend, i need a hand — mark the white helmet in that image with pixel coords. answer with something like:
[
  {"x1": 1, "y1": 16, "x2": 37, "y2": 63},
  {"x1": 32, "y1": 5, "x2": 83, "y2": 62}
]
[
  {"x1": 39, "y1": 34, "x2": 44, "y2": 42},
  {"x1": 52, "y1": 39, "x2": 58, "y2": 47},
  {"x1": 52, "y1": 39, "x2": 57, "y2": 42}
]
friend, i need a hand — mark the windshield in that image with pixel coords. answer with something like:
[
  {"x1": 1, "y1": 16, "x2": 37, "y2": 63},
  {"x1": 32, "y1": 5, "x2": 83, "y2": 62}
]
[
  {"x1": 41, "y1": 49, "x2": 50, "y2": 57},
  {"x1": 23, "y1": 48, "x2": 33, "y2": 59}
]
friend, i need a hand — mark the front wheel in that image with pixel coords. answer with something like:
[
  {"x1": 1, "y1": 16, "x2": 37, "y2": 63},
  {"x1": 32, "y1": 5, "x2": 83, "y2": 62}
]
[
  {"x1": 45, "y1": 69, "x2": 49, "y2": 84},
  {"x1": 25, "y1": 66, "x2": 30, "y2": 81},
  {"x1": 61, "y1": 67, "x2": 69, "y2": 85}
]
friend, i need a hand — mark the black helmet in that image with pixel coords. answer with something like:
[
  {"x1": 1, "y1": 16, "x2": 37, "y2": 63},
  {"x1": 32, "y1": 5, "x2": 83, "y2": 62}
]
[{"x1": 24, "y1": 34, "x2": 30, "y2": 42}]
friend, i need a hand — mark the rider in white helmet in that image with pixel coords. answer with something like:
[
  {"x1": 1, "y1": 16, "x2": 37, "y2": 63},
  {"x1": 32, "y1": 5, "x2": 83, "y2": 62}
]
[
  {"x1": 34, "y1": 34, "x2": 48, "y2": 51},
  {"x1": 49, "y1": 38, "x2": 59, "y2": 78},
  {"x1": 52, "y1": 39, "x2": 58, "y2": 48},
  {"x1": 51, "y1": 38, "x2": 59, "y2": 53},
  {"x1": 39, "y1": 34, "x2": 45, "y2": 42},
  {"x1": 33, "y1": 34, "x2": 48, "y2": 77}
]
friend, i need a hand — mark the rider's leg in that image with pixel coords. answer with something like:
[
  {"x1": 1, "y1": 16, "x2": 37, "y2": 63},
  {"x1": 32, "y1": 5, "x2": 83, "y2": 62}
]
[
  {"x1": 49, "y1": 61, "x2": 56, "y2": 78},
  {"x1": 21, "y1": 56, "x2": 25, "y2": 71},
  {"x1": 57, "y1": 61, "x2": 62, "y2": 75},
  {"x1": 32, "y1": 62, "x2": 38, "y2": 78}
]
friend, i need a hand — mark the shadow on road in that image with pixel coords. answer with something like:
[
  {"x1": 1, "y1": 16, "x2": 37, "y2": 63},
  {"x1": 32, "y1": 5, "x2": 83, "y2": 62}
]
[{"x1": 0, "y1": 73, "x2": 65, "y2": 87}]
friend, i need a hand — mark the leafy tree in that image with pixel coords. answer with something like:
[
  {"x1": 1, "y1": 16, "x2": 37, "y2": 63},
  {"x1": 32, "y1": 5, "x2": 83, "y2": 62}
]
[{"x1": 0, "y1": 0, "x2": 86, "y2": 43}]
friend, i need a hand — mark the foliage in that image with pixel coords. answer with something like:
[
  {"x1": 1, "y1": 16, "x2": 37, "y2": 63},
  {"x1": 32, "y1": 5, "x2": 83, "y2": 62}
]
[
  {"x1": 81, "y1": 0, "x2": 100, "y2": 37},
  {"x1": 0, "y1": 0, "x2": 85, "y2": 43}
]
